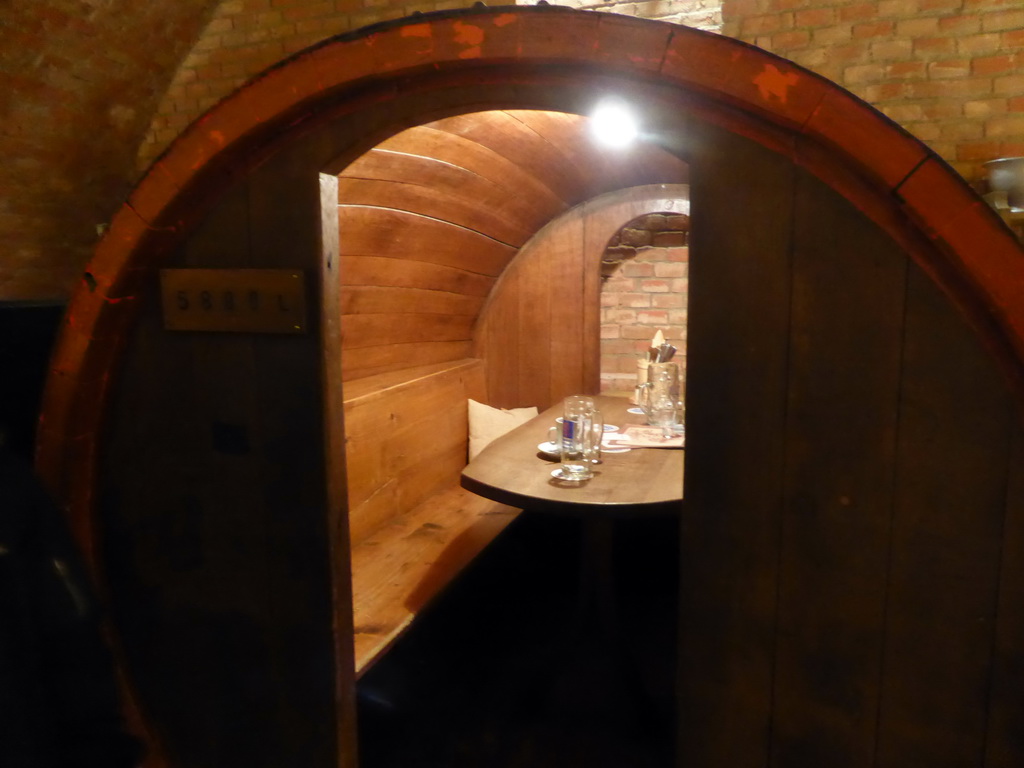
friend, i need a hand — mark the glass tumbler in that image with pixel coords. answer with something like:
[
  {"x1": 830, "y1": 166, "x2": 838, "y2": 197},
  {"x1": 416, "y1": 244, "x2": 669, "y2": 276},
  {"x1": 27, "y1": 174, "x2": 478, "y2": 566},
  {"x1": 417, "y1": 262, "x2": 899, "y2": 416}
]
[
  {"x1": 584, "y1": 409, "x2": 603, "y2": 464},
  {"x1": 559, "y1": 395, "x2": 595, "y2": 480}
]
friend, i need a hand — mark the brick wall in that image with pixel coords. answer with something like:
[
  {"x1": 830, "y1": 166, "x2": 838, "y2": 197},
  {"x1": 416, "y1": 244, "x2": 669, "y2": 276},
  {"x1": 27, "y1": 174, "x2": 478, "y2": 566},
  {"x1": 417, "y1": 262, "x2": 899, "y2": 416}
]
[
  {"x1": 600, "y1": 214, "x2": 690, "y2": 395},
  {"x1": 2, "y1": 0, "x2": 1020, "y2": 302},
  {"x1": 138, "y1": 0, "x2": 720, "y2": 168},
  {"x1": 139, "y1": 0, "x2": 1023, "y2": 184},
  {"x1": 0, "y1": 1, "x2": 217, "y2": 300},
  {"x1": 515, "y1": 0, "x2": 722, "y2": 31},
  {"x1": 722, "y1": 0, "x2": 1024, "y2": 183}
]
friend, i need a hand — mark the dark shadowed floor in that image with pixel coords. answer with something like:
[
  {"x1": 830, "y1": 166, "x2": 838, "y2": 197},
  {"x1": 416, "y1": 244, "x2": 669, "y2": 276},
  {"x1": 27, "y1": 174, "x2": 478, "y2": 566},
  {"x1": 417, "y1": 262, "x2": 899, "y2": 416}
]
[{"x1": 357, "y1": 512, "x2": 679, "y2": 767}]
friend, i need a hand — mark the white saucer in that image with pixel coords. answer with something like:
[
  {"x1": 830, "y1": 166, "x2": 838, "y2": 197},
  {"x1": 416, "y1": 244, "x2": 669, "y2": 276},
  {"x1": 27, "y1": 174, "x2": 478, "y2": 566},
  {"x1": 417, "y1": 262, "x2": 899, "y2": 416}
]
[
  {"x1": 627, "y1": 407, "x2": 644, "y2": 414},
  {"x1": 537, "y1": 441, "x2": 560, "y2": 456},
  {"x1": 551, "y1": 467, "x2": 592, "y2": 481}
]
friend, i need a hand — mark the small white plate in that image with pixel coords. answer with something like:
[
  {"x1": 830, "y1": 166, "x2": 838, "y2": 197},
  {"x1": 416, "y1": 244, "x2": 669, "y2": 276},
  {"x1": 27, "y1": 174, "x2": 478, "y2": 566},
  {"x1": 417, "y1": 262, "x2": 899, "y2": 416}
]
[
  {"x1": 627, "y1": 407, "x2": 644, "y2": 414},
  {"x1": 551, "y1": 467, "x2": 591, "y2": 481},
  {"x1": 537, "y1": 441, "x2": 560, "y2": 456}
]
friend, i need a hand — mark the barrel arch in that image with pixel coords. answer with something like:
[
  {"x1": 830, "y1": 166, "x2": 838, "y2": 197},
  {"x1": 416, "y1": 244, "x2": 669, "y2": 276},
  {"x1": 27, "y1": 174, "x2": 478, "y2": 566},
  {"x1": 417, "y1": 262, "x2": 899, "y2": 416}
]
[{"x1": 38, "y1": 5, "x2": 1024, "y2": 556}]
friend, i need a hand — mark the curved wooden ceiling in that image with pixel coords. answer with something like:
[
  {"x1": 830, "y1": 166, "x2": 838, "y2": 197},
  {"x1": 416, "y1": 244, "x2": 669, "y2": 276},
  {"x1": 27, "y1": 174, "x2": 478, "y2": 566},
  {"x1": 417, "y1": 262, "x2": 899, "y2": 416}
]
[{"x1": 336, "y1": 109, "x2": 691, "y2": 380}]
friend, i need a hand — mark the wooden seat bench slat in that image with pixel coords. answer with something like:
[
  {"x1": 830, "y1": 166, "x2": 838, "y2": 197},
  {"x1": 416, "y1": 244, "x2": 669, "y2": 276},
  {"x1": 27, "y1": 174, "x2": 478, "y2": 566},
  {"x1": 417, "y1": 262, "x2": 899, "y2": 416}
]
[
  {"x1": 351, "y1": 487, "x2": 519, "y2": 675},
  {"x1": 343, "y1": 357, "x2": 521, "y2": 677}
]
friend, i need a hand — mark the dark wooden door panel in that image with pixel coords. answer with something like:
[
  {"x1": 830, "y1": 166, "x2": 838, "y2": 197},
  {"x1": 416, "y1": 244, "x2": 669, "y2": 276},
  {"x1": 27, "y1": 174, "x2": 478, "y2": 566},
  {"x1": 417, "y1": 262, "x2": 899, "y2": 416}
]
[{"x1": 679, "y1": 123, "x2": 794, "y2": 768}]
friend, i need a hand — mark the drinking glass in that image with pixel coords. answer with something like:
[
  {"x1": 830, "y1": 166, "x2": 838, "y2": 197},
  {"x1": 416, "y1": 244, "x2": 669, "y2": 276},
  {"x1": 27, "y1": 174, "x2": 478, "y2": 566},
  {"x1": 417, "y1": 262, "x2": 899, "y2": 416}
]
[
  {"x1": 639, "y1": 363, "x2": 679, "y2": 428},
  {"x1": 558, "y1": 395, "x2": 595, "y2": 480},
  {"x1": 584, "y1": 408, "x2": 603, "y2": 464}
]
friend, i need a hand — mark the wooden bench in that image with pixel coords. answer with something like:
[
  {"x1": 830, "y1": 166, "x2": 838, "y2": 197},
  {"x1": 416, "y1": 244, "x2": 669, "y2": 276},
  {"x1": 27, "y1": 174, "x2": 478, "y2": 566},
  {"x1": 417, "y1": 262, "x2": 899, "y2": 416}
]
[{"x1": 343, "y1": 358, "x2": 520, "y2": 676}]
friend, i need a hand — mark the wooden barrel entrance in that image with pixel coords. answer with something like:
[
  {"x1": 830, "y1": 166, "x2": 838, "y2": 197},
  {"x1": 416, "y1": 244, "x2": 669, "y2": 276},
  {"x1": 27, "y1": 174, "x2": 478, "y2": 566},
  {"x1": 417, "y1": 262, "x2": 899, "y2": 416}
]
[{"x1": 38, "y1": 8, "x2": 1024, "y2": 768}]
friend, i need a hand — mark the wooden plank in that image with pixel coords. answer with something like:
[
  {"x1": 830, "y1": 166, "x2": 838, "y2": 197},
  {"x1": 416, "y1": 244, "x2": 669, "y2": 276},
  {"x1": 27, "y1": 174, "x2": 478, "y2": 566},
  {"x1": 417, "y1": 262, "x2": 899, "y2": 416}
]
[
  {"x1": 350, "y1": 487, "x2": 520, "y2": 675},
  {"x1": 340, "y1": 148, "x2": 549, "y2": 240},
  {"x1": 771, "y1": 170, "x2": 906, "y2": 768},
  {"x1": 478, "y1": 267, "x2": 521, "y2": 407},
  {"x1": 376, "y1": 125, "x2": 568, "y2": 218},
  {"x1": 343, "y1": 360, "x2": 483, "y2": 543},
  {"x1": 339, "y1": 313, "x2": 474, "y2": 349},
  {"x1": 244, "y1": 136, "x2": 348, "y2": 768},
  {"x1": 339, "y1": 255, "x2": 494, "y2": 297},
  {"x1": 507, "y1": 108, "x2": 690, "y2": 200},
  {"x1": 344, "y1": 371, "x2": 472, "y2": 441},
  {"x1": 341, "y1": 340, "x2": 473, "y2": 382},
  {"x1": 582, "y1": 194, "x2": 647, "y2": 395},
  {"x1": 676, "y1": 124, "x2": 792, "y2": 768},
  {"x1": 545, "y1": 206, "x2": 587, "y2": 404},
  {"x1": 516, "y1": 218, "x2": 554, "y2": 408},
  {"x1": 348, "y1": 443, "x2": 467, "y2": 546},
  {"x1": 876, "y1": 264, "x2": 1013, "y2": 766},
  {"x1": 336, "y1": 176, "x2": 532, "y2": 247},
  {"x1": 339, "y1": 285, "x2": 483, "y2": 317},
  {"x1": 509, "y1": 110, "x2": 622, "y2": 196},
  {"x1": 341, "y1": 358, "x2": 482, "y2": 403},
  {"x1": 986, "y1": 420, "x2": 1024, "y2": 768},
  {"x1": 431, "y1": 111, "x2": 582, "y2": 208},
  {"x1": 337, "y1": 206, "x2": 515, "y2": 277}
]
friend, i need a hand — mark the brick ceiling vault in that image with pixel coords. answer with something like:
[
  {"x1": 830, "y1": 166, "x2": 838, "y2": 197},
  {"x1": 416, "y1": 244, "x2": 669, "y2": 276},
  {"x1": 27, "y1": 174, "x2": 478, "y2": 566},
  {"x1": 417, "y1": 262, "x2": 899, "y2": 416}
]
[{"x1": 0, "y1": 1, "x2": 222, "y2": 302}]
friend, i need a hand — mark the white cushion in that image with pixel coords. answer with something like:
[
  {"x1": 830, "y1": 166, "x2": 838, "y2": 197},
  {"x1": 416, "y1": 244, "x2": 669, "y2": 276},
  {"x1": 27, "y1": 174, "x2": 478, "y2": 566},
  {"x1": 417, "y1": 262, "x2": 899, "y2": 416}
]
[{"x1": 467, "y1": 399, "x2": 538, "y2": 461}]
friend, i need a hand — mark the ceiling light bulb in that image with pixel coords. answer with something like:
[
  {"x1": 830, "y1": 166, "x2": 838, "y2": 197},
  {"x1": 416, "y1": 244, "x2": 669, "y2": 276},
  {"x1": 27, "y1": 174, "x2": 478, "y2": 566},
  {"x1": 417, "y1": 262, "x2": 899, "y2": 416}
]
[{"x1": 590, "y1": 101, "x2": 638, "y2": 148}]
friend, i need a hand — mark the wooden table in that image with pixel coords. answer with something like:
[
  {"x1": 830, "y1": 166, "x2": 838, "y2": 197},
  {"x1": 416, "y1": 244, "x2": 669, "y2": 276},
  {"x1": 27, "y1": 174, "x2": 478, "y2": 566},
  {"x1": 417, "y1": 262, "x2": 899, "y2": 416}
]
[
  {"x1": 460, "y1": 395, "x2": 684, "y2": 719},
  {"x1": 460, "y1": 395, "x2": 684, "y2": 517}
]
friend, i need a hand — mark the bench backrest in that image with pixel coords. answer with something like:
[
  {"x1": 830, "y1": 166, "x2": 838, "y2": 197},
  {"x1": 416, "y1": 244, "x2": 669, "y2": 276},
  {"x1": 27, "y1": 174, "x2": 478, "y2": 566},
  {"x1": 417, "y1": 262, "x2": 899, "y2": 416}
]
[{"x1": 342, "y1": 359, "x2": 486, "y2": 545}]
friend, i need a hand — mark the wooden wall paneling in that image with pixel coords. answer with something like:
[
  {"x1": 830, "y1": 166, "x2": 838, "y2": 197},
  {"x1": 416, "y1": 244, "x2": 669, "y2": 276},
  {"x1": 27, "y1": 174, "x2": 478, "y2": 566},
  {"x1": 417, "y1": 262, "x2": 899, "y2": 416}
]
[
  {"x1": 509, "y1": 110, "x2": 637, "y2": 199},
  {"x1": 99, "y1": 178, "x2": 290, "y2": 767},
  {"x1": 336, "y1": 176, "x2": 531, "y2": 246},
  {"x1": 340, "y1": 149, "x2": 543, "y2": 243},
  {"x1": 229, "y1": 132, "x2": 343, "y2": 768},
  {"x1": 319, "y1": 171, "x2": 356, "y2": 768},
  {"x1": 676, "y1": 126, "x2": 794, "y2": 768},
  {"x1": 339, "y1": 255, "x2": 495, "y2": 297},
  {"x1": 340, "y1": 313, "x2": 475, "y2": 349},
  {"x1": 343, "y1": 360, "x2": 482, "y2": 543},
  {"x1": 876, "y1": 264, "x2": 1014, "y2": 766},
  {"x1": 771, "y1": 172, "x2": 907, "y2": 768},
  {"x1": 97, "y1": 284, "x2": 207, "y2": 768},
  {"x1": 544, "y1": 208, "x2": 585, "y2": 403},
  {"x1": 581, "y1": 202, "x2": 604, "y2": 395},
  {"x1": 339, "y1": 285, "x2": 484, "y2": 318},
  {"x1": 341, "y1": 340, "x2": 474, "y2": 382},
  {"x1": 379, "y1": 126, "x2": 568, "y2": 220},
  {"x1": 346, "y1": 421, "x2": 467, "y2": 544},
  {"x1": 432, "y1": 111, "x2": 582, "y2": 207},
  {"x1": 477, "y1": 267, "x2": 521, "y2": 407},
  {"x1": 337, "y1": 206, "x2": 514, "y2": 277},
  {"x1": 515, "y1": 229, "x2": 554, "y2": 409},
  {"x1": 986, "y1": 422, "x2": 1024, "y2": 767}
]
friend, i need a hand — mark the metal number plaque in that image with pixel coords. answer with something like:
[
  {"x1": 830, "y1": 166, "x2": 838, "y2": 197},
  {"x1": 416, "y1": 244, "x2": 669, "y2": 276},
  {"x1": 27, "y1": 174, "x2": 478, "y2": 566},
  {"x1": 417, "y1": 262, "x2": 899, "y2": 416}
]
[{"x1": 160, "y1": 269, "x2": 307, "y2": 334}]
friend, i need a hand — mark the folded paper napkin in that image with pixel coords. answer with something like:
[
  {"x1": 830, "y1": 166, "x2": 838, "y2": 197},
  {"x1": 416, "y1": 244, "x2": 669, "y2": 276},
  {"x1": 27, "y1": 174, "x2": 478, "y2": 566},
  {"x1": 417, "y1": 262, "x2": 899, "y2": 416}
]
[
  {"x1": 467, "y1": 399, "x2": 539, "y2": 460},
  {"x1": 603, "y1": 424, "x2": 684, "y2": 449}
]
